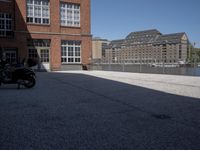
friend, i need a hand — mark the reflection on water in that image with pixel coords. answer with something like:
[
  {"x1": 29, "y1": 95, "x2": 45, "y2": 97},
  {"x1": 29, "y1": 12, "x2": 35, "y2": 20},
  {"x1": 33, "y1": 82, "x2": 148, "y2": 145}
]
[{"x1": 91, "y1": 64, "x2": 200, "y2": 76}]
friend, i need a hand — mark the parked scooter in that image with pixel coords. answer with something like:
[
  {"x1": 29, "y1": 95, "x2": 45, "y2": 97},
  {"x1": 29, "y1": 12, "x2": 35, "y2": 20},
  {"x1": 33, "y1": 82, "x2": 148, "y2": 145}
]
[{"x1": 0, "y1": 59, "x2": 36, "y2": 89}]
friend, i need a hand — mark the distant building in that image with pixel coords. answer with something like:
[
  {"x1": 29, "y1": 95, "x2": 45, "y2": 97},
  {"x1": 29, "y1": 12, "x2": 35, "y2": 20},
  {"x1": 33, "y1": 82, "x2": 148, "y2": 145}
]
[
  {"x1": 92, "y1": 38, "x2": 110, "y2": 62},
  {"x1": 105, "y1": 29, "x2": 189, "y2": 65},
  {"x1": 0, "y1": 0, "x2": 91, "y2": 71}
]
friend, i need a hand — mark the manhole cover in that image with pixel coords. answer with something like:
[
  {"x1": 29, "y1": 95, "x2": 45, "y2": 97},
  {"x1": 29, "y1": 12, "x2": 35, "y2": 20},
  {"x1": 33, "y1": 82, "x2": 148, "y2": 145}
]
[{"x1": 152, "y1": 114, "x2": 171, "y2": 120}]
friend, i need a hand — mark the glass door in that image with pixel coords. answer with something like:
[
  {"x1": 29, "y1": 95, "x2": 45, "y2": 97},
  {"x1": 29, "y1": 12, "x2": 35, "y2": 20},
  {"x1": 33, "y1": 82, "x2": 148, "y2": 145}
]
[
  {"x1": 40, "y1": 48, "x2": 50, "y2": 70},
  {"x1": 28, "y1": 48, "x2": 50, "y2": 71}
]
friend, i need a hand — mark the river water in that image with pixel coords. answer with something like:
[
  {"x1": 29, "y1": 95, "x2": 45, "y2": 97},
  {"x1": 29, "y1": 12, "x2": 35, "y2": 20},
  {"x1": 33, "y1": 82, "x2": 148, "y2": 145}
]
[{"x1": 91, "y1": 64, "x2": 200, "y2": 76}]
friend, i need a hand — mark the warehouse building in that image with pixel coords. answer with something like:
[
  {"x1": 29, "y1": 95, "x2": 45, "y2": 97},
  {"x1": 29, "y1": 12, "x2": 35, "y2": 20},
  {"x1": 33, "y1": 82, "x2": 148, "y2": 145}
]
[{"x1": 105, "y1": 29, "x2": 188, "y2": 65}]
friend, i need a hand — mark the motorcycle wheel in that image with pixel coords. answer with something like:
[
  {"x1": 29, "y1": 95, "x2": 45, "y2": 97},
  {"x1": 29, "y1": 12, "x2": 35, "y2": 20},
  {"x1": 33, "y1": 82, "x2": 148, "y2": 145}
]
[{"x1": 24, "y1": 76, "x2": 36, "y2": 88}]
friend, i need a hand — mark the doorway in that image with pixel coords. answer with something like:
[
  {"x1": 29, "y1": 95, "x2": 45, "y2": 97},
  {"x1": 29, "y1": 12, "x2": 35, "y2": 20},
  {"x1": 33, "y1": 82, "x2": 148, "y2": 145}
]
[{"x1": 28, "y1": 47, "x2": 50, "y2": 71}]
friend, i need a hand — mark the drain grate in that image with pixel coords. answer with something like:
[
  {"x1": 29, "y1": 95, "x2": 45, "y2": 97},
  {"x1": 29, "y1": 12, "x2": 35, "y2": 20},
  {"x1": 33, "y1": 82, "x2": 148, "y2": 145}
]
[{"x1": 152, "y1": 114, "x2": 171, "y2": 120}]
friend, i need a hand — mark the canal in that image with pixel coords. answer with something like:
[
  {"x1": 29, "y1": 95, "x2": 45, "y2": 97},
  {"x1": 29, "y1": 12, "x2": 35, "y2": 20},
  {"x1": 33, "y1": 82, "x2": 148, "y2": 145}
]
[{"x1": 91, "y1": 64, "x2": 200, "y2": 76}]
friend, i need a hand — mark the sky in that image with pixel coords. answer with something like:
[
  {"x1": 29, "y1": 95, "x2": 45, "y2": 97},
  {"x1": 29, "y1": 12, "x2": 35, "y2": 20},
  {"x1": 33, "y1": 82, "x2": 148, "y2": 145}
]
[{"x1": 91, "y1": 0, "x2": 200, "y2": 47}]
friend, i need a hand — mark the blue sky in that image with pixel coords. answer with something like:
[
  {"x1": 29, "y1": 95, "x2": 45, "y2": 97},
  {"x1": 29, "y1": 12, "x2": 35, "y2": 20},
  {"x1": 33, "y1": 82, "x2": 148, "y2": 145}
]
[{"x1": 91, "y1": 0, "x2": 200, "y2": 46}]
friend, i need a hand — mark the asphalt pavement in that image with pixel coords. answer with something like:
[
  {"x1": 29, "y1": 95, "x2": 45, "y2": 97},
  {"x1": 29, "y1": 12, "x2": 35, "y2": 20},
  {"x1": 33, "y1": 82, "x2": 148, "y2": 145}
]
[{"x1": 0, "y1": 71, "x2": 200, "y2": 150}]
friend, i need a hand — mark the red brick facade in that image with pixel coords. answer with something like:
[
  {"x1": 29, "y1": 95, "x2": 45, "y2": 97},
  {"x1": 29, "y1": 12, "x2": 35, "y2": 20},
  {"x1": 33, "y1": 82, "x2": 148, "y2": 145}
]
[{"x1": 0, "y1": 0, "x2": 92, "y2": 71}]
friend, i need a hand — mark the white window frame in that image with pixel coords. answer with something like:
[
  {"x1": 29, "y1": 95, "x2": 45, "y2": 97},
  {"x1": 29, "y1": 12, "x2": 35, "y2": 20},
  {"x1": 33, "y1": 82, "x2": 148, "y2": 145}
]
[
  {"x1": 0, "y1": 13, "x2": 12, "y2": 37},
  {"x1": 40, "y1": 49, "x2": 49, "y2": 63},
  {"x1": 60, "y1": 3, "x2": 80, "y2": 27},
  {"x1": 26, "y1": 0, "x2": 50, "y2": 24},
  {"x1": 61, "y1": 41, "x2": 81, "y2": 64}
]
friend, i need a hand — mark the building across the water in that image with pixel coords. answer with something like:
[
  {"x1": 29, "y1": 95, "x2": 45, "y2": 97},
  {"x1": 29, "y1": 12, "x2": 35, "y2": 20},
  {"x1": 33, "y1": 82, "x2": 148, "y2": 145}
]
[{"x1": 104, "y1": 29, "x2": 189, "y2": 65}]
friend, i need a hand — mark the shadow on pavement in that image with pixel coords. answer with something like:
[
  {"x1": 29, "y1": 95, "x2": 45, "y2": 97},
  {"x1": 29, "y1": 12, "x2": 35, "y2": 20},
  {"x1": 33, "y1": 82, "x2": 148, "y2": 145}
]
[{"x1": 0, "y1": 72, "x2": 200, "y2": 150}]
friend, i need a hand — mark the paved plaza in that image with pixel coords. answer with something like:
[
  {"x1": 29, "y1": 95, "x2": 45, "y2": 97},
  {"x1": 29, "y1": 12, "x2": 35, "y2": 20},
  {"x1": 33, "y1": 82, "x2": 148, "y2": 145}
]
[{"x1": 0, "y1": 71, "x2": 200, "y2": 150}]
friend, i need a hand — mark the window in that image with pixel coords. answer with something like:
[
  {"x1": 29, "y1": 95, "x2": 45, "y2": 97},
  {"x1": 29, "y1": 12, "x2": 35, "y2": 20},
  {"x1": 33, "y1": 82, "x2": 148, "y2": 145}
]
[
  {"x1": 27, "y1": 39, "x2": 50, "y2": 47},
  {"x1": 60, "y1": 3, "x2": 80, "y2": 27},
  {"x1": 179, "y1": 44, "x2": 182, "y2": 59},
  {"x1": 0, "y1": 13, "x2": 12, "y2": 37},
  {"x1": 179, "y1": 50, "x2": 182, "y2": 59},
  {"x1": 27, "y1": 0, "x2": 50, "y2": 24},
  {"x1": 40, "y1": 49, "x2": 49, "y2": 62},
  {"x1": 28, "y1": 49, "x2": 38, "y2": 60},
  {"x1": 61, "y1": 41, "x2": 81, "y2": 63},
  {"x1": 5, "y1": 50, "x2": 17, "y2": 64}
]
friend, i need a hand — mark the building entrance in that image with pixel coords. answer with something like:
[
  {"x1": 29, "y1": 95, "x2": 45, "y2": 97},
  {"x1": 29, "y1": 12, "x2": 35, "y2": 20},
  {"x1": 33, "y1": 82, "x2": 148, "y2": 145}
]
[
  {"x1": 28, "y1": 47, "x2": 50, "y2": 71},
  {"x1": 27, "y1": 39, "x2": 51, "y2": 71}
]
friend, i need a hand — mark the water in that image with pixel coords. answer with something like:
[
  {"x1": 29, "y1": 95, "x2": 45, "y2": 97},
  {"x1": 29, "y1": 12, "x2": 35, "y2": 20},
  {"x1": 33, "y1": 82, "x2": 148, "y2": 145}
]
[{"x1": 91, "y1": 64, "x2": 200, "y2": 76}]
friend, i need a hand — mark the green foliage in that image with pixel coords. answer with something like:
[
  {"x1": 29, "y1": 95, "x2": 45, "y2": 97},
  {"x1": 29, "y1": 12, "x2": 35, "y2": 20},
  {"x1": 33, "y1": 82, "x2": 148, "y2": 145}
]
[{"x1": 189, "y1": 47, "x2": 200, "y2": 63}]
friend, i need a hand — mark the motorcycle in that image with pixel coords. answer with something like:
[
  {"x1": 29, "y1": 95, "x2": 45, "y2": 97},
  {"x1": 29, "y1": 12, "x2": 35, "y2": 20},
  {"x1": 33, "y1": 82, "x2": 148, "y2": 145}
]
[{"x1": 0, "y1": 59, "x2": 36, "y2": 89}]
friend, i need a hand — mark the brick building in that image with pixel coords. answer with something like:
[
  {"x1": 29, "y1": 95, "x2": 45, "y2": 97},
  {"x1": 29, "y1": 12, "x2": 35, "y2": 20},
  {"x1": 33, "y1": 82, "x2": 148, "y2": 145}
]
[
  {"x1": 105, "y1": 29, "x2": 189, "y2": 65},
  {"x1": 0, "y1": 0, "x2": 92, "y2": 71}
]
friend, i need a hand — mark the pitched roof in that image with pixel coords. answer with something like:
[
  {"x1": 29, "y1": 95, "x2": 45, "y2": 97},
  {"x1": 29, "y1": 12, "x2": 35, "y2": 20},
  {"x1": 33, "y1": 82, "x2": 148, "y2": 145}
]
[
  {"x1": 109, "y1": 39, "x2": 125, "y2": 48},
  {"x1": 154, "y1": 32, "x2": 186, "y2": 45},
  {"x1": 126, "y1": 29, "x2": 161, "y2": 39},
  {"x1": 107, "y1": 30, "x2": 188, "y2": 50},
  {"x1": 124, "y1": 29, "x2": 162, "y2": 45}
]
